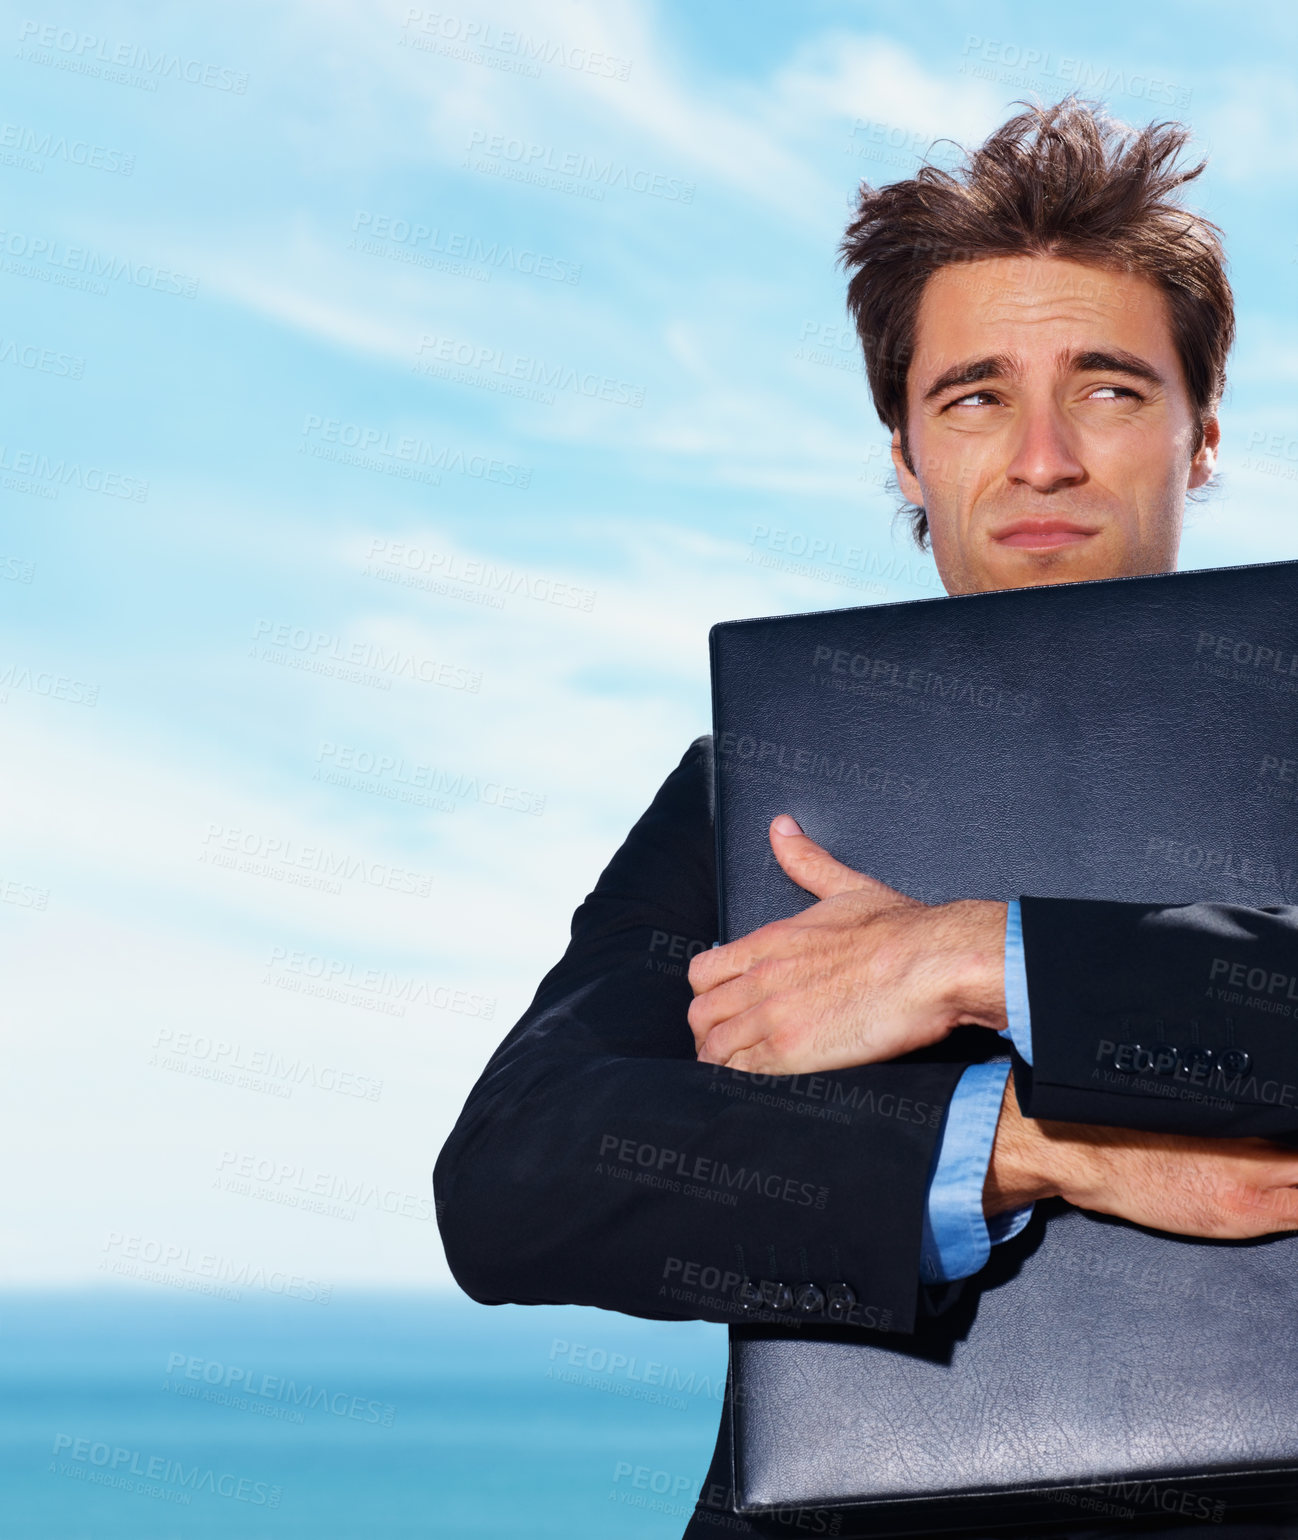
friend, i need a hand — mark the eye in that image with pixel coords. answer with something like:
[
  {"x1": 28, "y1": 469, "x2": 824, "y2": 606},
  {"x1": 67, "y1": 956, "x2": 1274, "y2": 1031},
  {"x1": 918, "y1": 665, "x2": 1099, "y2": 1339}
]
[
  {"x1": 1088, "y1": 384, "x2": 1142, "y2": 400},
  {"x1": 945, "y1": 389, "x2": 1002, "y2": 409}
]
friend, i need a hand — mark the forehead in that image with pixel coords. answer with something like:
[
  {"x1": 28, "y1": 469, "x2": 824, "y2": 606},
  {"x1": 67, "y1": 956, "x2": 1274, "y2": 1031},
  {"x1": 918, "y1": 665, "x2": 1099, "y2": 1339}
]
[{"x1": 911, "y1": 255, "x2": 1177, "y2": 373}]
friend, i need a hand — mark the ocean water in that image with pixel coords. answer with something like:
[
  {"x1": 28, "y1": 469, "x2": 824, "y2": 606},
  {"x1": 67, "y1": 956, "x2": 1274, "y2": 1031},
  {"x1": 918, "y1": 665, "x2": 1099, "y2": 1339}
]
[{"x1": 1, "y1": 1288, "x2": 731, "y2": 1538}]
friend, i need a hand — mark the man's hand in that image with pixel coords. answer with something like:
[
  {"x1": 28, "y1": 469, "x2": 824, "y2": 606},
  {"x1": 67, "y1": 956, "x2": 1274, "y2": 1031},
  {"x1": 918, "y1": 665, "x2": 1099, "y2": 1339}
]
[
  {"x1": 687, "y1": 814, "x2": 1008, "y2": 1074},
  {"x1": 987, "y1": 1074, "x2": 1298, "y2": 1239}
]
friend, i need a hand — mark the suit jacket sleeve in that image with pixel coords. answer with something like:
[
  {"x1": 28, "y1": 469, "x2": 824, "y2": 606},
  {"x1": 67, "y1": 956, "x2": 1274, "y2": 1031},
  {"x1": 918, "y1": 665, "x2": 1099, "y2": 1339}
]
[
  {"x1": 434, "y1": 733, "x2": 972, "y2": 1335},
  {"x1": 1010, "y1": 893, "x2": 1298, "y2": 1141}
]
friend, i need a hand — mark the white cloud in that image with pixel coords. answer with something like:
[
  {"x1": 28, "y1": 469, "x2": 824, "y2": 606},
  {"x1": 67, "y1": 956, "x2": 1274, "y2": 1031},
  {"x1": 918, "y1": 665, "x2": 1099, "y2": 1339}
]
[{"x1": 770, "y1": 31, "x2": 1003, "y2": 148}]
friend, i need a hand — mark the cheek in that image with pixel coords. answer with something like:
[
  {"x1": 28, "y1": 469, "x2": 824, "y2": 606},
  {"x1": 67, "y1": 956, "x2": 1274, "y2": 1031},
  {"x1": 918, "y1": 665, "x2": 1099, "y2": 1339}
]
[
  {"x1": 1098, "y1": 441, "x2": 1186, "y2": 507},
  {"x1": 925, "y1": 448, "x2": 994, "y2": 510},
  {"x1": 1087, "y1": 414, "x2": 1189, "y2": 472}
]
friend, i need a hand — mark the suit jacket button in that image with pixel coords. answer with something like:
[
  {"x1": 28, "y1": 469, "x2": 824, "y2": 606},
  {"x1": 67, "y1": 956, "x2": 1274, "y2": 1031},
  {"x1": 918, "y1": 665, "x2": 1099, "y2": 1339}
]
[
  {"x1": 793, "y1": 1282, "x2": 825, "y2": 1314},
  {"x1": 734, "y1": 1276, "x2": 763, "y2": 1312},
  {"x1": 826, "y1": 1281, "x2": 856, "y2": 1322},
  {"x1": 1219, "y1": 1048, "x2": 1251, "y2": 1076},
  {"x1": 1151, "y1": 1043, "x2": 1179, "y2": 1076},
  {"x1": 1182, "y1": 1046, "x2": 1214, "y2": 1078},
  {"x1": 760, "y1": 1279, "x2": 793, "y2": 1312}
]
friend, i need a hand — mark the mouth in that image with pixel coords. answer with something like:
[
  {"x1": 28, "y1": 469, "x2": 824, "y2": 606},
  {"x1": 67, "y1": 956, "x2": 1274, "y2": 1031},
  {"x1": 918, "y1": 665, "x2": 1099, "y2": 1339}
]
[{"x1": 991, "y1": 519, "x2": 1100, "y2": 550}]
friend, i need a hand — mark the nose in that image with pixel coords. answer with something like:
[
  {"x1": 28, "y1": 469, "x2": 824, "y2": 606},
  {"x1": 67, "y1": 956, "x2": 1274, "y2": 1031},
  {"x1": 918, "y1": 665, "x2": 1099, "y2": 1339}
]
[{"x1": 1004, "y1": 400, "x2": 1086, "y2": 494}]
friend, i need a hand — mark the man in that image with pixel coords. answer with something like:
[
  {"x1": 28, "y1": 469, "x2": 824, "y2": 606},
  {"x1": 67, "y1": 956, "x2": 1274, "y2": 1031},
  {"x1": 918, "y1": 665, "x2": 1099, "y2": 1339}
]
[{"x1": 435, "y1": 98, "x2": 1298, "y2": 1537}]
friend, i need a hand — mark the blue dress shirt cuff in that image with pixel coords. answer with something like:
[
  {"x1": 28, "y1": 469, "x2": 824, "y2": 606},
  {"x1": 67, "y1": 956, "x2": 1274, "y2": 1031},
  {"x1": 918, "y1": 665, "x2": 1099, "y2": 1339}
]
[
  {"x1": 998, "y1": 897, "x2": 1033, "y2": 1065},
  {"x1": 920, "y1": 1060, "x2": 1034, "y2": 1283}
]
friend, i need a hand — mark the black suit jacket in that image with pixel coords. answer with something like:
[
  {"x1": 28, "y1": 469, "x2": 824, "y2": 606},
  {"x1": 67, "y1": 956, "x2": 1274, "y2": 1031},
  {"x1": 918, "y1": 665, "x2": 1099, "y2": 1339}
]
[
  {"x1": 434, "y1": 733, "x2": 1298, "y2": 1539},
  {"x1": 1012, "y1": 894, "x2": 1298, "y2": 1143},
  {"x1": 435, "y1": 733, "x2": 974, "y2": 1338}
]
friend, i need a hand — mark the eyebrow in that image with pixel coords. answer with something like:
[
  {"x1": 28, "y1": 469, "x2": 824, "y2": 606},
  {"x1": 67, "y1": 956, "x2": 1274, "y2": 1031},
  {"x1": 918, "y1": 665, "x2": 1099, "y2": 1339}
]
[{"x1": 922, "y1": 348, "x2": 1168, "y2": 402}]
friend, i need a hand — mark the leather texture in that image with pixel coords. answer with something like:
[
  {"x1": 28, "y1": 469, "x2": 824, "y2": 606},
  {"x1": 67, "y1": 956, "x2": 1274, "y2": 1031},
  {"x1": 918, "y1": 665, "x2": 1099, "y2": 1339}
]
[{"x1": 710, "y1": 558, "x2": 1298, "y2": 1531}]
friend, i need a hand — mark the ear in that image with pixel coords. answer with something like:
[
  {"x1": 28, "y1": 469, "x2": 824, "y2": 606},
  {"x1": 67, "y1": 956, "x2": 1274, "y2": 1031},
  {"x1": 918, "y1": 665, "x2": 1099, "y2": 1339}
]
[
  {"x1": 1188, "y1": 414, "x2": 1220, "y2": 491},
  {"x1": 890, "y1": 427, "x2": 924, "y2": 505}
]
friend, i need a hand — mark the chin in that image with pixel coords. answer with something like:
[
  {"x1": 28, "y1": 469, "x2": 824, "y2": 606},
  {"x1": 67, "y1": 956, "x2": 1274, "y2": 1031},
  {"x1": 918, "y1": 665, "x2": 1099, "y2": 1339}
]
[{"x1": 977, "y1": 540, "x2": 1115, "y2": 591}]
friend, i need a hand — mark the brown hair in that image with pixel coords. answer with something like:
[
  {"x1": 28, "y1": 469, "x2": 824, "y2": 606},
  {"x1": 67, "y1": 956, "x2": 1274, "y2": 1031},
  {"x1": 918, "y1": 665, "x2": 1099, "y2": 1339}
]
[{"x1": 838, "y1": 95, "x2": 1235, "y2": 551}]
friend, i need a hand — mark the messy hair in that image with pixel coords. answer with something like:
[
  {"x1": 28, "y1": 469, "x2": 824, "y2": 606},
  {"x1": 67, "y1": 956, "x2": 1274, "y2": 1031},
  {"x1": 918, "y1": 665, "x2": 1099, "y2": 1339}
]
[{"x1": 838, "y1": 95, "x2": 1234, "y2": 550}]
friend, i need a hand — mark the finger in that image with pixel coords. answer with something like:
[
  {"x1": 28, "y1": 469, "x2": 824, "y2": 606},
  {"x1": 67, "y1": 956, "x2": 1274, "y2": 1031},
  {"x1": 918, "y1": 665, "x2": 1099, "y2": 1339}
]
[
  {"x1": 695, "y1": 1006, "x2": 772, "y2": 1067},
  {"x1": 687, "y1": 967, "x2": 773, "y2": 1047},
  {"x1": 688, "y1": 917, "x2": 797, "y2": 995},
  {"x1": 1205, "y1": 1171, "x2": 1298, "y2": 1237},
  {"x1": 724, "y1": 1041, "x2": 801, "y2": 1075},
  {"x1": 718, "y1": 1020, "x2": 855, "y2": 1077},
  {"x1": 769, "y1": 814, "x2": 918, "y2": 905},
  {"x1": 1251, "y1": 1184, "x2": 1298, "y2": 1236}
]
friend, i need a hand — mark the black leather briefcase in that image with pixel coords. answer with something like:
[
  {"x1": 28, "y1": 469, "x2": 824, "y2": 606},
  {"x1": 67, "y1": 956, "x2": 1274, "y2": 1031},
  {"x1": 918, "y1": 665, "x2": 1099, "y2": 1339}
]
[{"x1": 710, "y1": 559, "x2": 1298, "y2": 1534}]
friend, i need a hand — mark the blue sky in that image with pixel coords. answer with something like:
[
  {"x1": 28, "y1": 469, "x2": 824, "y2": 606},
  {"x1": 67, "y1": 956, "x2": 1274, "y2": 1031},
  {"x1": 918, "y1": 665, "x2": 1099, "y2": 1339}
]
[{"x1": 4, "y1": 0, "x2": 1298, "y2": 1290}]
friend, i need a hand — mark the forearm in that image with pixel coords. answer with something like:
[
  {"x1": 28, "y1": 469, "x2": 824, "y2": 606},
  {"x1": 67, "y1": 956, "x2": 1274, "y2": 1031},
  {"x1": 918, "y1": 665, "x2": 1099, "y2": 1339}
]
[
  {"x1": 438, "y1": 732, "x2": 981, "y2": 1334},
  {"x1": 983, "y1": 1059, "x2": 1298, "y2": 1244},
  {"x1": 436, "y1": 947, "x2": 969, "y2": 1332},
  {"x1": 983, "y1": 1071, "x2": 1059, "y2": 1218}
]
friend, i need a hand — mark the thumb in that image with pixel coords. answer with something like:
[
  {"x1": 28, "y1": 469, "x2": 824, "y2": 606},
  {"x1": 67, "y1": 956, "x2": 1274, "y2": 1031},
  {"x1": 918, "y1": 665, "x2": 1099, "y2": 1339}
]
[{"x1": 769, "y1": 814, "x2": 906, "y2": 902}]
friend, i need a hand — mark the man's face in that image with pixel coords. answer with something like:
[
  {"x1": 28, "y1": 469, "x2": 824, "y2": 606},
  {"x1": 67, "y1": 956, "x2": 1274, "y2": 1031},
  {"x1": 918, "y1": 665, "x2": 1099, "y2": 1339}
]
[{"x1": 891, "y1": 255, "x2": 1220, "y2": 596}]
